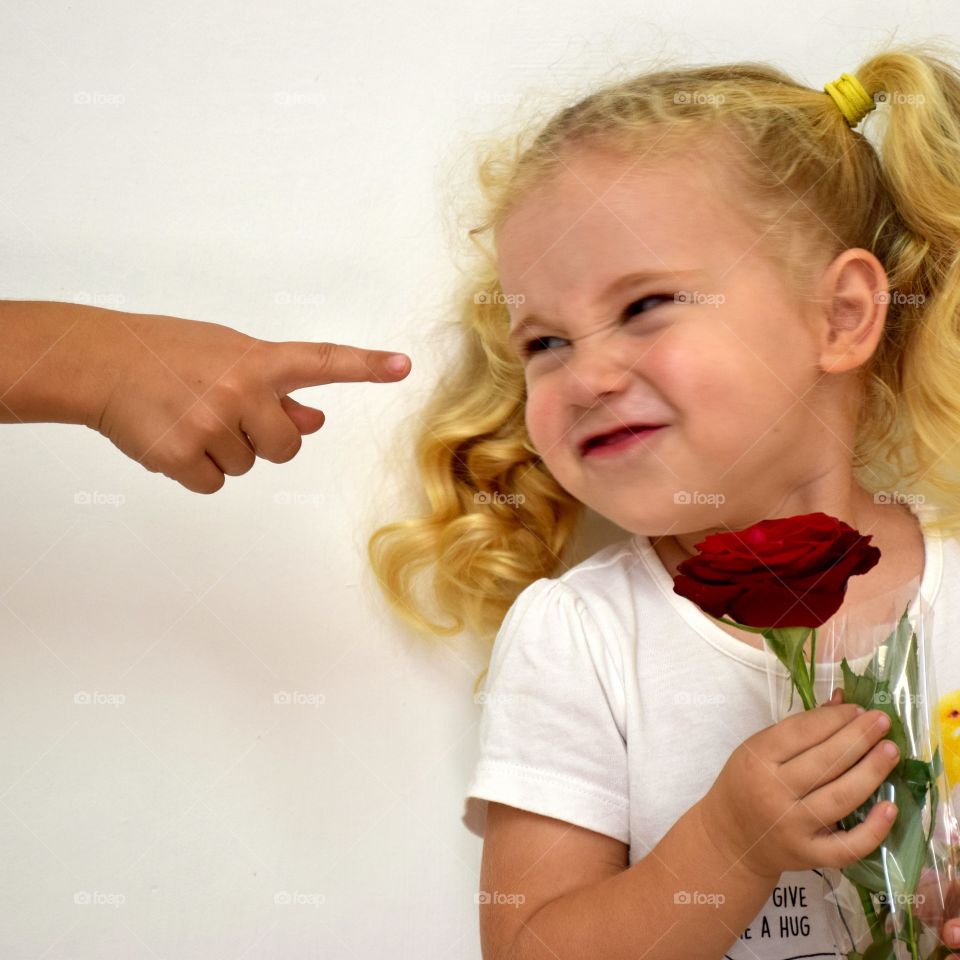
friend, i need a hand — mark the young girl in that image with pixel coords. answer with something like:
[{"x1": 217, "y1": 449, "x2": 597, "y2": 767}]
[{"x1": 367, "y1": 42, "x2": 960, "y2": 960}]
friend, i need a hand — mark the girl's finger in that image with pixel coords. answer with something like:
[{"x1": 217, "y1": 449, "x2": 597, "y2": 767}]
[
  {"x1": 279, "y1": 395, "x2": 326, "y2": 435},
  {"x1": 267, "y1": 340, "x2": 410, "y2": 393},
  {"x1": 164, "y1": 452, "x2": 226, "y2": 495},
  {"x1": 206, "y1": 426, "x2": 257, "y2": 478},
  {"x1": 239, "y1": 396, "x2": 304, "y2": 464}
]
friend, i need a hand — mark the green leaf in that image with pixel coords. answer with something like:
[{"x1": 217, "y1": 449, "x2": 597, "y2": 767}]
[
  {"x1": 881, "y1": 774, "x2": 926, "y2": 902},
  {"x1": 931, "y1": 743, "x2": 943, "y2": 778},
  {"x1": 899, "y1": 757, "x2": 933, "y2": 812},
  {"x1": 842, "y1": 853, "x2": 888, "y2": 892},
  {"x1": 874, "y1": 606, "x2": 925, "y2": 752},
  {"x1": 841, "y1": 658, "x2": 877, "y2": 708},
  {"x1": 879, "y1": 606, "x2": 914, "y2": 693},
  {"x1": 764, "y1": 627, "x2": 816, "y2": 711},
  {"x1": 869, "y1": 685, "x2": 910, "y2": 760},
  {"x1": 774, "y1": 626, "x2": 813, "y2": 680},
  {"x1": 862, "y1": 934, "x2": 898, "y2": 960},
  {"x1": 927, "y1": 745, "x2": 942, "y2": 846},
  {"x1": 840, "y1": 766, "x2": 930, "y2": 902}
]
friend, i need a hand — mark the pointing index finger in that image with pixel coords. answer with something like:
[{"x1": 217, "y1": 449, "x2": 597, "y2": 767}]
[{"x1": 268, "y1": 341, "x2": 411, "y2": 393}]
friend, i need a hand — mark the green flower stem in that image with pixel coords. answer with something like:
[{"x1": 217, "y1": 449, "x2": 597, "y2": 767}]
[
  {"x1": 809, "y1": 628, "x2": 816, "y2": 693},
  {"x1": 903, "y1": 900, "x2": 919, "y2": 960},
  {"x1": 854, "y1": 883, "x2": 882, "y2": 942},
  {"x1": 795, "y1": 670, "x2": 817, "y2": 712},
  {"x1": 795, "y1": 629, "x2": 884, "y2": 953}
]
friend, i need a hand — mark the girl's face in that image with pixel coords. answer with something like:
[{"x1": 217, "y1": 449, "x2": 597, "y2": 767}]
[{"x1": 495, "y1": 144, "x2": 840, "y2": 537}]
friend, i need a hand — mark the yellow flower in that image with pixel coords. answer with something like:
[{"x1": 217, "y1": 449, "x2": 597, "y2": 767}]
[{"x1": 930, "y1": 688, "x2": 960, "y2": 787}]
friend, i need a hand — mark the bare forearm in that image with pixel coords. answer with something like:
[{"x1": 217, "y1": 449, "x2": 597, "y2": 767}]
[
  {"x1": 0, "y1": 299, "x2": 117, "y2": 426},
  {"x1": 506, "y1": 800, "x2": 777, "y2": 960}
]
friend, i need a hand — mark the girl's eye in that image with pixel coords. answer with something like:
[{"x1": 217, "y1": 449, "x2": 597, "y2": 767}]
[
  {"x1": 521, "y1": 294, "x2": 672, "y2": 357},
  {"x1": 521, "y1": 334, "x2": 568, "y2": 356}
]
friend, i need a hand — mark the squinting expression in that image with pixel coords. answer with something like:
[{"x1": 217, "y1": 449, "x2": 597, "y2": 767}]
[{"x1": 495, "y1": 144, "x2": 829, "y2": 536}]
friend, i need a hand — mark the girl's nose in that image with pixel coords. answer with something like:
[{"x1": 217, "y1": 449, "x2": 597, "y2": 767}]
[{"x1": 562, "y1": 336, "x2": 639, "y2": 399}]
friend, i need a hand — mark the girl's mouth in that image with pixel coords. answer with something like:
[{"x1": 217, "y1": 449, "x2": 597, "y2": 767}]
[{"x1": 581, "y1": 425, "x2": 667, "y2": 458}]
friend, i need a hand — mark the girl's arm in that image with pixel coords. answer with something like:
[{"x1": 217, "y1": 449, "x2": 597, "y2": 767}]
[
  {"x1": 486, "y1": 798, "x2": 776, "y2": 960},
  {"x1": 0, "y1": 299, "x2": 113, "y2": 426}
]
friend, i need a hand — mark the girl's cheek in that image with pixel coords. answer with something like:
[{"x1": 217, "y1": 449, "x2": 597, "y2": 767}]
[
  {"x1": 524, "y1": 393, "x2": 550, "y2": 447},
  {"x1": 525, "y1": 389, "x2": 568, "y2": 453}
]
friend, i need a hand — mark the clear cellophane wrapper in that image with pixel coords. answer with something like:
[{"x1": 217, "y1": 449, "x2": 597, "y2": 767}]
[{"x1": 765, "y1": 577, "x2": 960, "y2": 959}]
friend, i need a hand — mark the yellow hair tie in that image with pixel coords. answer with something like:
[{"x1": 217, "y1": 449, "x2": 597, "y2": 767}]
[{"x1": 824, "y1": 71, "x2": 876, "y2": 127}]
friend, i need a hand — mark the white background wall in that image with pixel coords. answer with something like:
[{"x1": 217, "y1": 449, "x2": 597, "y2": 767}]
[{"x1": 0, "y1": 2, "x2": 954, "y2": 957}]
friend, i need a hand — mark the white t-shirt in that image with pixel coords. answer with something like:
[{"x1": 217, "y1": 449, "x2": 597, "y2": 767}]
[{"x1": 463, "y1": 499, "x2": 960, "y2": 959}]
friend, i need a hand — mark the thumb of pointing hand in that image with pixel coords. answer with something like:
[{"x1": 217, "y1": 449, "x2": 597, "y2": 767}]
[{"x1": 280, "y1": 396, "x2": 326, "y2": 434}]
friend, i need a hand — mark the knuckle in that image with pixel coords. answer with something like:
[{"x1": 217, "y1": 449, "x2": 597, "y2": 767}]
[
  {"x1": 244, "y1": 338, "x2": 271, "y2": 366},
  {"x1": 166, "y1": 442, "x2": 199, "y2": 470},
  {"x1": 825, "y1": 783, "x2": 855, "y2": 814},
  {"x1": 195, "y1": 407, "x2": 227, "y2": 439},
  {"x1": 831, "y1": 827, "x2": 866, "y2": 865},
  {"x1": 313, "y1": 341, "x2": 338, "y2": 368},
  {"x1": 831, "y1": 843, "x2": 859, "y2": 869},
  {"x1": 863, "y1": 710, "x2": 887, "y2": 733}
]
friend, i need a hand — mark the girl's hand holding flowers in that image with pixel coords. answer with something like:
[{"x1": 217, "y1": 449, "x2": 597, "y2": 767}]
[{"x1": 673, "y1": 512, "x2": 960, "y2": 960}]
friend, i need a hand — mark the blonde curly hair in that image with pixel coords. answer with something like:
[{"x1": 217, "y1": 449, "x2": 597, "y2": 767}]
[{"x1": 366, "y1": 39, "x2": 960, "y2": 695}]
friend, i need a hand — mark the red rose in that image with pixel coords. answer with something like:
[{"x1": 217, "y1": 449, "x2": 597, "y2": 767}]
[{"x1": 672, "y1": 512, "x2": 881, "y2": 628}]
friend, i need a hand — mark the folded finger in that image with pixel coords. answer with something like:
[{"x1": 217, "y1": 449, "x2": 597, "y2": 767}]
[
  {"x1": 164, "y1": 453, "x2": 226, "y2": 495},
  {"x1": 206, "y1": 427, "x2": 257, "y2": 477},
  {"x1": 240, "y1": 399, "x2": 303, "y2": 464}
]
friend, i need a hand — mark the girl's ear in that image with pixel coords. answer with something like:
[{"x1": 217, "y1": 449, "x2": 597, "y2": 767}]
[{"x1": 815, "y1": 248, "x2": 889, "y2": 375}]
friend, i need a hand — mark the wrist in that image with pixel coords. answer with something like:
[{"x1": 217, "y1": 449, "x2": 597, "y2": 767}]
[{"x1": 691, "y1": 797, "x2": 781, "y2": 887}]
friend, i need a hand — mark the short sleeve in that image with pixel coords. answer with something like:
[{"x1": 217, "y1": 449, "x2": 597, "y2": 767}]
[{"x1": 462, "y1": 577, "x2": 630, "y2": 845}]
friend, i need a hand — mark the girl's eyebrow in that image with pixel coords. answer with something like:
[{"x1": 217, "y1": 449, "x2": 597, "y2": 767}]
[{"x1": 506, "y1": 267, "x2": 704, "y2": 348}]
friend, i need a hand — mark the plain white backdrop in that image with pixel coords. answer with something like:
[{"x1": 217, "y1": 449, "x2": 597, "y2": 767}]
[{"x1": 0, "y1": 2, "x2": 956, "y2": 957}]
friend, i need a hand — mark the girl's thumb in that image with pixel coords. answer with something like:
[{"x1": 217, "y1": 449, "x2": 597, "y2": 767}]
[{"x1": 279, "y1": 395, "x2": 326, "y2": 435}]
